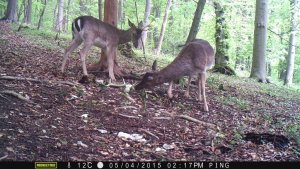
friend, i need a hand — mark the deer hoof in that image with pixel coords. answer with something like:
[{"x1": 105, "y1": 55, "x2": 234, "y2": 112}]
[{"x1": 79, "y1": 75, "x2": 89, "y2": 84}]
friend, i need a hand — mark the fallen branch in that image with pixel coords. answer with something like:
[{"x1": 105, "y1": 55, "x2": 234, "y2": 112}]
[
  {"x1": 176, "y1": 115, "x2": 217, "y2": 129},
  {"x1": 0, "y1": 75, "x2": 40, "y2": 82},
  {"x1": 0, "y1": 75, "x2": 77, "y2": 86},
  {"x1": 118, "y1": 113, "x2": 140, "y2": 119},
  {"x1": 139, "y1": 129, "x2": 159, "y2": 140},
  {"x1": 0, "y1": 154, "x2": 8, "y2": 161},
  {"x1": 0, "y1": 90, "x2": 33, "y2": 103}
]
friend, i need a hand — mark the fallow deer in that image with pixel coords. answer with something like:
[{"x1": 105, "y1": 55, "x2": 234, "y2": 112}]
[
  {"x1": 135, "y1": 39, "x2": 215, "y2": 111},
  {"x1": 61, "y1": 16, "x2": 143, "y2": 83}
]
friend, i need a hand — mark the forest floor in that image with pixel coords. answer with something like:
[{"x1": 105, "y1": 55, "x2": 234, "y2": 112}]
[{"x1": 0, "y1": 22, "x2": 300, "y2": 162}]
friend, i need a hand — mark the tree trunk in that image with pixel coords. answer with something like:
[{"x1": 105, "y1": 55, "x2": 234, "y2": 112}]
[
  {"x1": 284, "y1": 0, "x2": 298, "y2": 85},
  {"x1": 118, "y1": 0, "x2": 124, "y2": 25},
  {"x1": 88, "y1": 0, "x2": 123, "y2": 77},
  {"x1": 64, "y1": 0, "x2": 71, "y2": 31},
  {"x1": 98, "y1": 0, "x2": 102, "y2": 20},
  {"x1": 185, "y1": 0, "x2": 206, "y2": 44},
  {"x1": 138, "y1": 0, "x2": 152, "y2": 49},
  {"x1": 250, "y1": 0, "x2": 268, "y2": 82},
  {"x1": 154, "y1": 0, "x2": 172, "y2": 55},
  {"x1": 55, "y1": 0, "x2": 64, "y2": 32},
  {"x1": 212, "y1": 2, "x2": 235, "y2": 75},
  {"x1": 38, "y1": 0, "x2": 47, "y2": 29},
  {"x1": 24, "y1": 0, "x2": 32, "y2": 24},
  {"x1": 2, "y1": 0, "x2": 17, "y2": 22},
  {"x1": 153, "y1": 3, "x2": 161, "y2": 49}
]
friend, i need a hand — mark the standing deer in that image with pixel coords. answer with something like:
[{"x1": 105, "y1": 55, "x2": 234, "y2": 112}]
[
  {"x1": 61, "y1": 16, "x2": 143, "y2": 82},
  {"x1": 135, "y1": 39, "x2": 215, "y2": 111}
]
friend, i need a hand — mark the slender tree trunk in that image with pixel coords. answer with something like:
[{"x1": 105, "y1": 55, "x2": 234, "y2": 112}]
[
  {"x1": 24, "y1": 0, "x2": 32, "y2": 24},
  {"x1": 138, "y1": 0, "x2": 152, "y2": 49},
  {"x1": 98, "y1": 0, "x2": 102, "y2": 20},
  {"x1": 2, "y1": 0, "x2": 18, "y2": 22},
  {"x1": 53, "y1": 2, "x2": 57, "y2": 30},
  {"x1": 284, "y1": 0, "x2": 298, "y2": 85},
  {"x1": 64, "y1": 0, "x2": 71, "y2": 31},
  {"x1": 153, "y1": 3, "x2": 161, "y2": 49},
  {"x1": 118, "y1": 0, "x2": 124, "y2": 25},
  {"x1": 55, "y1": 0, "x2": 64, "y2": 32},
  {"x1": 250, "y1": 0, "x2": 268, "y2": 82},
  {"x1": 38, "y1": 0, "x2": 47, "y2": 29},
  {"x1": 185, "y1": 0, "x2": 206, "y2": 44},
  {"x1": 155, "y1": 0, "x2": 172, "y2": 55},
  {"x1": 17, "y1": 0, "x2": 25, "y2": 22}
]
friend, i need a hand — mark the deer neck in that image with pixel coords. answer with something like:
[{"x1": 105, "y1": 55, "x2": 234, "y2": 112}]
[{"x1": 118, "y1": 28, "x2": 132, "y2": 44}]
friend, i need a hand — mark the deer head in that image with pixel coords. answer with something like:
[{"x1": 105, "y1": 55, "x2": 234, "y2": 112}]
[{"x1": 128, "y1": 19, "x2": 143, "y2": 48}]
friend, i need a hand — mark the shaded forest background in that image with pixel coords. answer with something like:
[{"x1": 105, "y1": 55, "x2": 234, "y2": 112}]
[{"x1": 0, "y1": 0, "x2": 299, "y2": 86}]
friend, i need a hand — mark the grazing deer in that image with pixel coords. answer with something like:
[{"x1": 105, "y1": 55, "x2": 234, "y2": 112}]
[
  {"x1": 61, "y1": 16, "x2": 143, "y2": 82},
  {"x1": 135, "y1": 39, "x2": 215, "y2": 111}
]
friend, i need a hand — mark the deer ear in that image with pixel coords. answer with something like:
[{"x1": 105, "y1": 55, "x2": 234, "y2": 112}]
[{"x1": 128, "y1": 19, "x2": 136, "y2": 28}]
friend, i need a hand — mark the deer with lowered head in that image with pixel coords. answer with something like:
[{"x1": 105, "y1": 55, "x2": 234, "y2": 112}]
[
  {"x1": 135, "y1": 39, "x2": 215, "y2": 111},
  {"x1": 61, "y1": 16, "x2": 144, "y2": 83}
]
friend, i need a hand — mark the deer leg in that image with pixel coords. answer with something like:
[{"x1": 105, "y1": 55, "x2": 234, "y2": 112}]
[
  {"x1": 79, "y1": 43, "x2": 92, "y2": 78},
  {"x1": 199, "y1": 73, "x2": 208, "y2": 112},
  {"x1": 61, "y1": 39, "x2": 82, "y2": 73},
  {"x1": 167, "y1": 81, "x2": 174, "y2": 98},
  {"x1": 197, "y1": 75, "x2": 202, "y2": 101},
  {"x1": 184, "y1": 76, "x2": 192, "y2": 97},
  {"x1": 105, "y1": 47, "x2": 117, "y2": 82}
]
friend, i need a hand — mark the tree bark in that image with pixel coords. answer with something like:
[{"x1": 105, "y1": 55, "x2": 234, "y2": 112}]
[
  {"x1": 185, "y1": 0, "x2": 206, "y2": 44},
  {"x1": 55, "y1": 0, "x2": 64, "y2": 32},
  {"x1": 24, "y1": 0, "x2": 32, "y2": 24},
  {"x1": 250, "y1": 0, "x2": 268, "y2": 82},
  {"x1": 2, "y1": 0, "x2": 17, "y2": 22},
  {"x1": 88, "y1": 0, "x2": 123, "y2": 77},
  {"x1": 284, "y1": 0, "x2": 298, "y2": 85},
  {"x1": 38, "y1": 0, "x2": 47, "y2": 29},
  {"x1": 154, "y1": 0, "x2": 172, "y2": 55},
  {"x1": 138, "y1": 0, "x2": 152, "y2": 49}
]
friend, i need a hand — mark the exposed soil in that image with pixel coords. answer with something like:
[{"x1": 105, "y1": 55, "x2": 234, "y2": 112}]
[{"x1": 0, "y1": 22, "x2": 300, "y2": 162}]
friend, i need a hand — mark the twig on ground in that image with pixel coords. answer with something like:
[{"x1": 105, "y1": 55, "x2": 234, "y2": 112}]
[
  {"x1": 0, "y1": 75, "x2": 77, "y2": 86},
  {"x1": 152, "y1": 117, "x2": 172, "y2": 120},
  {"x1": 139, "y1": 128, "x2": 159, "y2": 140},
  {"x1": 176, "y1": 114, "x2": 217, "y2": 129},
  {"x1": 0, "y1": 90, "x2": 33, "y2": 103},
  {"x1": 118, "y1": 113, "x2": 140, "y2": 119},
  {"x1": 121, "y1": 93, "x2": 136, "y2": 103},
  {"x1": 0, "y1": 154, "x2": 8, "y2": 161}
]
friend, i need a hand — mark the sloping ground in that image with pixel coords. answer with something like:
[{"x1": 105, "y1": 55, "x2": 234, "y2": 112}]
[{"x1": 0, "y1": 22, "x2": 299, "y2": 161}]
